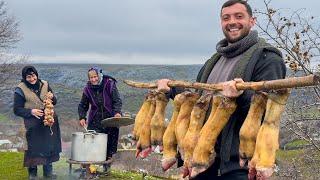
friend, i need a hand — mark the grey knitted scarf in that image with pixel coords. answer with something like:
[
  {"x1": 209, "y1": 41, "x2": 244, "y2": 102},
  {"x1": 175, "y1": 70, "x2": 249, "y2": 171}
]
[{"x1": 216, "y1": 30, "x2": 258, "y2": 58}]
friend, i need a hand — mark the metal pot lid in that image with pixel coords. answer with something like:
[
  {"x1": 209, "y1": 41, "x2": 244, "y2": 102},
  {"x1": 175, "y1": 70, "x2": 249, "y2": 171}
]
[{"x1": 101, "y1": 117, "x2": 134, "y2": 127}]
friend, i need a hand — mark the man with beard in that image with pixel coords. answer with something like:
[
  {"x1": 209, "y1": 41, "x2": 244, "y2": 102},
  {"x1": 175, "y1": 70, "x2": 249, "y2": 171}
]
[{"x1": 157, "y1": 0, "x2": 286, "y2": 179}]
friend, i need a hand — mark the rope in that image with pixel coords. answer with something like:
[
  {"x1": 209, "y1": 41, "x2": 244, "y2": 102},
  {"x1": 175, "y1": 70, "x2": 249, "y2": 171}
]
[
  {"x1": 50, "y1": 126, "x2": 53, "y2": 136},
  {"x1": 267, "y1": 90, "x2": 289, "y2": 105}
]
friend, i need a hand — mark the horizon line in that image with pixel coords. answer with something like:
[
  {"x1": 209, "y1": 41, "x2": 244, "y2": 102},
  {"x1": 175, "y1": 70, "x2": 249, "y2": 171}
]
[{"x1": 26, "y1": 62, "x2": 204, "y2": 66}]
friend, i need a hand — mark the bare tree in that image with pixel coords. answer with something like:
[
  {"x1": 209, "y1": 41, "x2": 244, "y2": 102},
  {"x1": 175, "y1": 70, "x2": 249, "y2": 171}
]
[
  {"x1": 255, "y1": 0, "x2": 320, "y2": 78},
  {"x1": 0, "y1": 1, "x2": 20, "y2": 50},
  {"x1": 255, "y1": 1, "x2": 320, "y2": 179},
  {"x1": 255, "y1": 0, "x2": 320, "y2": 143},
  {"x1": 0, "y1": 54, "x2": 27, "y2": 84},
  {"x1": 0, "y1": 1, "x2": 24, "y2": 88}
]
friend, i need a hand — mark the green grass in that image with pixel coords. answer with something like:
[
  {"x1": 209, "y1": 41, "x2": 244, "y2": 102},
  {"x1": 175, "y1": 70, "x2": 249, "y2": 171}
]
[
  {"x1": 0, "y1": 152, "x2": 28, "y2": 180},
  {"x1": 0, "y1": 152, "x2": 166, "y2": 179},
  {"x1": 284, "y1": 139, "x2": 310, "y2": 149},
  {"x1": 301, "y1": 106, "x2": 320, "y2": 117},
  {"x1": 105, "y1": 170, "x2": 164, "y2": 180},
  {"x1": 276, "y1": 149, "x2": 304, "y2": 160},
  {"x1": 287, "y1": 106, "x2": 320, "y2": 119},
  {"x1": 0, "y1": 113, "x2": 8, "y2": 122},
  {"x1": 276, "y1": 148, "x2": 320, "y2": 178}
]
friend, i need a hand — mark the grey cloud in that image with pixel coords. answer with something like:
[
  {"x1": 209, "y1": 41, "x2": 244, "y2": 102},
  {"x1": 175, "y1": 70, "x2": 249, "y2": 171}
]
[{"x1": 6, "y1": 0, "x2": 320, "y2": 64}]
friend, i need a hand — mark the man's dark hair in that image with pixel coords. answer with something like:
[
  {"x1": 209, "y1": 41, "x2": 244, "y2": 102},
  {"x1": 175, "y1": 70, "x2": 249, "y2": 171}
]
[{"x1": 221, "y1": 0, "x2": 253, "y2": 17}]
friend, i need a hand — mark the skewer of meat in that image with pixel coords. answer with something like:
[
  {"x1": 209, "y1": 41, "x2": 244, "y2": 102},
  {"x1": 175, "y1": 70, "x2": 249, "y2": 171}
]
[
  {"x1": 136, "y1": 91, "x2": 157, "y2": 158},
  {"x1": 249, "y1": 89, "x2": 290, "y2": 180},
  {"x1": 150, "y1": 91, "x2": 169, "y2": 151},
  {"x1": 181, "y1": 93, "x2": 212, "y2": 177},
  {"x1": 175, "y1": 92, "x2": 199, "y2": 161},
  {"x1": 132, "y1": 93, "x2": 152, "y2": 142},
  {"x1": 239, "y1": 93, "x2": 268, "y2": 167},
  {"x1": 162, "y1": 93, "x2": 186, "y2": 171},
  {"x1": 191, "y1": 96, "x2": 237, "y2": 178}
]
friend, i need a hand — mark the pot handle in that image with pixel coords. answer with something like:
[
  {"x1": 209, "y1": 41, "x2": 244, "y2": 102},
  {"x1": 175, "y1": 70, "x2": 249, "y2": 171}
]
[
  {"x1": 83, "y1": 130, "x2": 98, "y2": 139},
  {"x1": 86, "y1": 130, "x2": 97, "y2": 134}
]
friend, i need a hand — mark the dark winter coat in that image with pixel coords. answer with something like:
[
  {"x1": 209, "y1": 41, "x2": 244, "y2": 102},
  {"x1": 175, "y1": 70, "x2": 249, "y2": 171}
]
[
  {"x1": 170, "y1": 38, "x2": 286, "y2": 176},
  {"x1": 13, "y1": 80, "x2": 61, "y2": 166},
  {"x1": 78, "y1": 75, "x2": 122, "y2": 157},
  {"x1": 196, "y1": 38, "x2": 286, "y2": 175}
]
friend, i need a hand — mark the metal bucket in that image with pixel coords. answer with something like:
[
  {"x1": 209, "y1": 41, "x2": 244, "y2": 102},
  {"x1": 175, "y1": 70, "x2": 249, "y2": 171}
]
[{"x1": 71, "y1": 130, "x2": 108, "y2": 162}]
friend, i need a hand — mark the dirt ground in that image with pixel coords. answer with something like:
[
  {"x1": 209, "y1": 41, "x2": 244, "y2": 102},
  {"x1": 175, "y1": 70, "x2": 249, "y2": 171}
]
[{"x1": 112, "y1": 150, "x2": 181, "y2": 179}]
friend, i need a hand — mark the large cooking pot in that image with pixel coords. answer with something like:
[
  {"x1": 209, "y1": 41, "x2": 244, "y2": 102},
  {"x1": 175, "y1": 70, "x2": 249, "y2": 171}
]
[{"x1": 71, "y1": 130, "x2": 108, "y2": 162}]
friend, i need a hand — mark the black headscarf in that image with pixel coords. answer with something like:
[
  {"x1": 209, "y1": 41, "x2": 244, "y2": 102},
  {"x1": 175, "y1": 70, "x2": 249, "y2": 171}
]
[{"x1": 21, "y1": 65, "x2": 41, "y2": 92}]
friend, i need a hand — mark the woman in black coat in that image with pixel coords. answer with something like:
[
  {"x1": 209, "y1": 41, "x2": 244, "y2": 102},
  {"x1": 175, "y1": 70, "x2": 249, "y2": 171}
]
[{"x1": 13, "y1": 66, "x2": 61, "y2": 179}]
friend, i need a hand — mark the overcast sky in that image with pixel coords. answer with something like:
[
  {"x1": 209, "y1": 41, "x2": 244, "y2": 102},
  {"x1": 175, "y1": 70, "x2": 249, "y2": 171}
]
[{"x1": 6, "y1": 0, "x2": 320, "y2": 64}]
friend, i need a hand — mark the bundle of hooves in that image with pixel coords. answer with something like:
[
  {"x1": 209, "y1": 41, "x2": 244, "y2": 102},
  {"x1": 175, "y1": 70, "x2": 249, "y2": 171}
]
[{"x1": 131, "y1": 88, "x2": 290, "y2": 179}]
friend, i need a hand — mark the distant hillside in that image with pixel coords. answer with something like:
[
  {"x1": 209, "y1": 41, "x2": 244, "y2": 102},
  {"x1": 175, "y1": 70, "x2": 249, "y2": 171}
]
[
  {"x1": 1, "y1": 64, "x2": 318, "y2": 142},
  {"x1": 35, "y1": 64, "x2": 202, "y2": 118},
  {"x1": 0, "y1": 64, "x2": 315, "y2": 121},
  {"x1": 1, "y1": 64, "x2": 319, "y2": 180},
  {"x1": 0, "y1": 64, "x2": 201, "y2": 138}
]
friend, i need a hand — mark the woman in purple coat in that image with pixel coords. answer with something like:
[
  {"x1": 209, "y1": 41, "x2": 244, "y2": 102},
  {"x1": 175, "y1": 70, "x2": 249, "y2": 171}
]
[{"x1": 78, "y1": 67, "x2": 122, "y2": 171}]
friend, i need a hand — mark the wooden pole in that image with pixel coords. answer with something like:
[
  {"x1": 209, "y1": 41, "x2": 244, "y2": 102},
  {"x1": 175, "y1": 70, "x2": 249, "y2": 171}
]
[{"x1": 123, "y1": 75, "x2": 319, "y2": 91}]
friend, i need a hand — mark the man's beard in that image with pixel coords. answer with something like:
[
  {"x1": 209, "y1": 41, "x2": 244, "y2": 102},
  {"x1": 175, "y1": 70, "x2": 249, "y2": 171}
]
[{"x1": 223, "y1": 27, "x2": 250, "y2": 43}]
